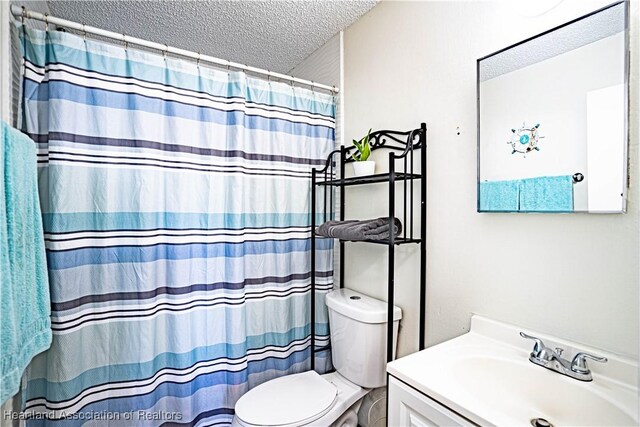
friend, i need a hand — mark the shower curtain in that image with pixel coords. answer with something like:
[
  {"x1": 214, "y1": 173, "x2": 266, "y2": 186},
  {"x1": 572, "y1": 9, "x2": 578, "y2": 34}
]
[{"x1": 17, "y1": 23, "x2": 334, "y2": 426}]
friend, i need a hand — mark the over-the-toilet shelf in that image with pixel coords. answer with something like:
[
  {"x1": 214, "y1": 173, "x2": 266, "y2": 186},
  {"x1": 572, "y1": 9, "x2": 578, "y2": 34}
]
[{"x1": 309, "y1": 123, "x2": 427, "y2": 368}]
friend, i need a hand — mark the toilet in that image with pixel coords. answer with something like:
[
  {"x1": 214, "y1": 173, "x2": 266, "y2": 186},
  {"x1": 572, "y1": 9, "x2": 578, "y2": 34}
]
[{"x1": 232, "y1": 288, "x2": 402, "y2": 427}]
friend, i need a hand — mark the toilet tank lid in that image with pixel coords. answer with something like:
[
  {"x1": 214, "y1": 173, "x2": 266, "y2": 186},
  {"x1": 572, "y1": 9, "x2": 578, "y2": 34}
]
[{"x1": 326, "y1": 289, "x2": 402, "y2": 324}]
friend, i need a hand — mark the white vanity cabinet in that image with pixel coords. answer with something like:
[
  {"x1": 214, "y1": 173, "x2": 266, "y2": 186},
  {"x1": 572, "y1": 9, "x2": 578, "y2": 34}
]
[
  {"x1": 386, "y1": 316, "x2": 638, "y2": 427},
  {"x1": 387, "y1": 376, "x2": 475, "y2": 427}
]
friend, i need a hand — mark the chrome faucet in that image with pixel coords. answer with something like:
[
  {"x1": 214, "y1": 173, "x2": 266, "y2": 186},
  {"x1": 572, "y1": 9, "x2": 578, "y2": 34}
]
[{"x1": 520, "y1": 332, "x2": 607, "y2": 382}]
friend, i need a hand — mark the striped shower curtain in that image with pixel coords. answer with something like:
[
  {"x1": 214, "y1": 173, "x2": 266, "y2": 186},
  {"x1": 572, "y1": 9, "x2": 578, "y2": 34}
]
[{"x1": 17, "y1": 23, "x2": 334, "y2": 426}]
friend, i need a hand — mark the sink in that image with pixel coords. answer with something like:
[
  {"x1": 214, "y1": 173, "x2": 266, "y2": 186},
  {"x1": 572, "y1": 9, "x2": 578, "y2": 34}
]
[
  {"x1": 387, "y1": 316, "x2": 639, "y2": 426},
  {"x1": 451, "y1": 357, "x2": 636, "y2": 426}
]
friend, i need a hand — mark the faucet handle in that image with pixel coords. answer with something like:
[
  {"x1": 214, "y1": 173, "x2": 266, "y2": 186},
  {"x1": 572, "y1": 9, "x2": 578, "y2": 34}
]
[
  {"x1": 571, "y1": 352, "x2": 608, "y2": 374},
  {"x1": 520, "y1": 332, "x2": 547, "y2": 356}
]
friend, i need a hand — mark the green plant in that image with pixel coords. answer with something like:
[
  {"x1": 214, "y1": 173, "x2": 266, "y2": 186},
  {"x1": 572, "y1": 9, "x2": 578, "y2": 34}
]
[{"x1": 352, "y1": 129, "x2": 372, "y2": 162}]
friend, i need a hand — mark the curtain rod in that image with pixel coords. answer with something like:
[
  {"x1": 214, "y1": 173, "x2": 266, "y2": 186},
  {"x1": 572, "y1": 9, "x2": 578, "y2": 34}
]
[{"x1": 10, "y1": 5, "x2": 339, "y2": 94}]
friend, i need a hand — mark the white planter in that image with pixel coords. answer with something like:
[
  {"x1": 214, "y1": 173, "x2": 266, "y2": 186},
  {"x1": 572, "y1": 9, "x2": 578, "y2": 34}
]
[{"x1": 352, "y1": 161, "x2": 375, "y2": 177}]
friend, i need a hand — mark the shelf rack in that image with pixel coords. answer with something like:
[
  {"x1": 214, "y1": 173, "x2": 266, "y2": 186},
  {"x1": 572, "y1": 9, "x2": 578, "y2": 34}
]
[{"x1": 310, "y1": 123, "x2": 427, "y2": 369}]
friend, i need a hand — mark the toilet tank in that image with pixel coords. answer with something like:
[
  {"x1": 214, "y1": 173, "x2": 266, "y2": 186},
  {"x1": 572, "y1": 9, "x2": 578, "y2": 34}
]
[{"x1": 325, "y1": 289, "x2": 402, "y2": 389}]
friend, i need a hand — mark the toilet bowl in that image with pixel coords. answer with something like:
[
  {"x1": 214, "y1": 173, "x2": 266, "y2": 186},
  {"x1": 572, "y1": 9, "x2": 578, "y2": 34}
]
[
  {"x1": 232, "y1": 289, "x2": 402, "y2": 427},
  {"x1": 233, "y1": 371, "x2": 367, "y2": 427}
]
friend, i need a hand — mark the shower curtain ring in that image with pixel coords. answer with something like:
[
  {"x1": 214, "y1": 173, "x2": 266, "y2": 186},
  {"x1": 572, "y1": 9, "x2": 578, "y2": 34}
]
[
  {"x1": 226, "y1": 60, "x2": 231, "y2": 75},
  {"x1": 21, "y1": 6, "x2": 26, "y2": 24},
  {"x1": 311, "y1": 82, "x2": 315, "y2": 93},
  {"x1": 44, "y1": 13, "x2": 49, "y2": 32},
  {"x1": 82, "y1": 24, "x2": 87, "y2": 42},
  {"x1": 196, "y1": 52, "x2": 201, "y2": 68},
  {"x1": 163, "y1": 44, "x2": 168, "y2": 60}
]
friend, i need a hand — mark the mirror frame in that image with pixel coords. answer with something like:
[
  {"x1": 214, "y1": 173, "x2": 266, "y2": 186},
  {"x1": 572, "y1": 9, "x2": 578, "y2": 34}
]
[{"x1": 476, "y1": 0, "x2": 630, "y2": 213}]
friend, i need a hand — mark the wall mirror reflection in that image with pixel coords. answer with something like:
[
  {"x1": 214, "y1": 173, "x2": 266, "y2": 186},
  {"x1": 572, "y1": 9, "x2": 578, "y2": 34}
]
[{"x1": 477, "y1": 1, "x2": 628, "y2": 213}]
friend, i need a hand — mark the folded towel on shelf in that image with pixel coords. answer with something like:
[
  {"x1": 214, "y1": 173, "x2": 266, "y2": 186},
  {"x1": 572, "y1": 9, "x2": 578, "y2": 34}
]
[
  {"x1": 316, "y1": 217, "x2": 403, "y2": 241},
  {"x1": 1, "y1": 122, "x2": 52, "y2": 404}
]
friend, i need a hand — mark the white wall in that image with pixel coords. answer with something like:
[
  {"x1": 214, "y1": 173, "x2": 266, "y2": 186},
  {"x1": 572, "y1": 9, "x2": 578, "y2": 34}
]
[
  {"x1": 288, "y1": 33, "x2": 341, "y2": 88},
  {"x1": 1, "y1": 4, "x2": 49, "y2": 422},
  {"x1": 0, "y1": 6, "x2": 10, "y2": 416},
  {"x1": 1, "y1": 2, "x2": 10, "y2": 123},
  {"x1": 587, "y1": 84, "x2": 626, "y2": 212},
  {"x1": 1, "y1": 1, "x2": 12, "y2": 420},
  {"x1": 343, "y1": 0, "x2": 639, "y2": 359},
  {"x1": 0, "y1": 1, "x2": 50, "y2": 128},
  {"x1": 289, "y1": 32, "x2": 346, "y2": 287}
]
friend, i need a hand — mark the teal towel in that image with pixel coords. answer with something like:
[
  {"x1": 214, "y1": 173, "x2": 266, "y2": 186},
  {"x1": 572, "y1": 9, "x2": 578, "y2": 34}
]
[
  {"x1": 479, "y1": 179, "x2": 520, "y2": 211},
  {"x1": 520, "y1": 175, "x2": 574, "y2": 212},
  {"x1": 0, "y1": 122, "x2": 51, "y2": 404}
]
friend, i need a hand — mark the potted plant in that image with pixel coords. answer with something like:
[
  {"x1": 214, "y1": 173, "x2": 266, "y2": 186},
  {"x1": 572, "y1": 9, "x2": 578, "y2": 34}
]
[{"x1": 352, "y1": 129, "x2": 375, "y2": 176}]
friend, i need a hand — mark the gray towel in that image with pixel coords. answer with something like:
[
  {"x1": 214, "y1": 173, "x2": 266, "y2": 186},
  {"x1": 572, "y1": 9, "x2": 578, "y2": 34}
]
[{"x1": 316, "y1": 217, "x2": 402, "y2": 241}]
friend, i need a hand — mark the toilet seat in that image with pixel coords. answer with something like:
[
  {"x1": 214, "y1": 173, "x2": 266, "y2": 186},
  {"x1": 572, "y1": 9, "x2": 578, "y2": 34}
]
[{"x1": 234, "y1": 371, "x2": 338, "y2": 427}]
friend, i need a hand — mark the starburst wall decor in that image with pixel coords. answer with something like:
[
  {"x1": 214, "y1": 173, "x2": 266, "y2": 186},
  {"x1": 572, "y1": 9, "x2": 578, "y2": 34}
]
[{"x1": 508, "y1": 122, "x2": 545, "y2": 156}]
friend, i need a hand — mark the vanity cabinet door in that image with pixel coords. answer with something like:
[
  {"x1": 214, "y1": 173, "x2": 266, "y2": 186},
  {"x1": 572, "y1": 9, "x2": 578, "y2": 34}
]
[{"x1": 388, "y1": 376, "x2": 475, "y2": 427}]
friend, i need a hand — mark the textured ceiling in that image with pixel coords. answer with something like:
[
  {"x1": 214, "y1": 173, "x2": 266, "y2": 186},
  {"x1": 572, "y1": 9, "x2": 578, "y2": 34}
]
[
  {"x1": 480, "y1": 2, "x2": 625, "y2": 82},
  {"x1": 46, "y1": 0, "x2": 377, "y2": 74}
]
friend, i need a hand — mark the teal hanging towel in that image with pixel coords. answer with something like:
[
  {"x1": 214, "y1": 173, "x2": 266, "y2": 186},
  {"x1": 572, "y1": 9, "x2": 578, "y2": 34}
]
[
  {"x1": 0, "y1": 122, "x2": 51, "y2": 404},
  {"x1": 479, "y1": 179, "x2": 520, "y2": 211},
  {"x1": 520, "y1": 175, "x2": 574, "y2": 212}
]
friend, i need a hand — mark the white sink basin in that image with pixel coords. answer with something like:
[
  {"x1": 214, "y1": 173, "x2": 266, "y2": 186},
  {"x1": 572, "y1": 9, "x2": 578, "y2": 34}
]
[
  {"x1": 387, "y1": 316, "x2": 639, "y2": 426},
  {"x1": 451, "y1": 356, "x2": 636, "y2": 426}
]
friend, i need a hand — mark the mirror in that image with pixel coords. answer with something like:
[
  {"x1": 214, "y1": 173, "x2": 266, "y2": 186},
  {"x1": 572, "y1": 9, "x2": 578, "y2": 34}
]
[{"x1": 477, "y1": 1, "x2": 628, "y2": 213}]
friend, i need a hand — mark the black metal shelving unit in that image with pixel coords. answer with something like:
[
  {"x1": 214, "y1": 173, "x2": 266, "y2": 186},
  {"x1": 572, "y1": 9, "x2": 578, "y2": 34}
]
[{"x1": 310, "y1": 123, "x2": 427, "y2": 370}]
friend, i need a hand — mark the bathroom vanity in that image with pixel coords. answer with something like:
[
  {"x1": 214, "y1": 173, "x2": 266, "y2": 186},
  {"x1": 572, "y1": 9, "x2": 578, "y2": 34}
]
[
  {"x1": 387, "y1": 377, "x2": 474, "y2": 426},
  {"x1": 386, "y1": 316, "x2": 639, "y2": 426}
]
